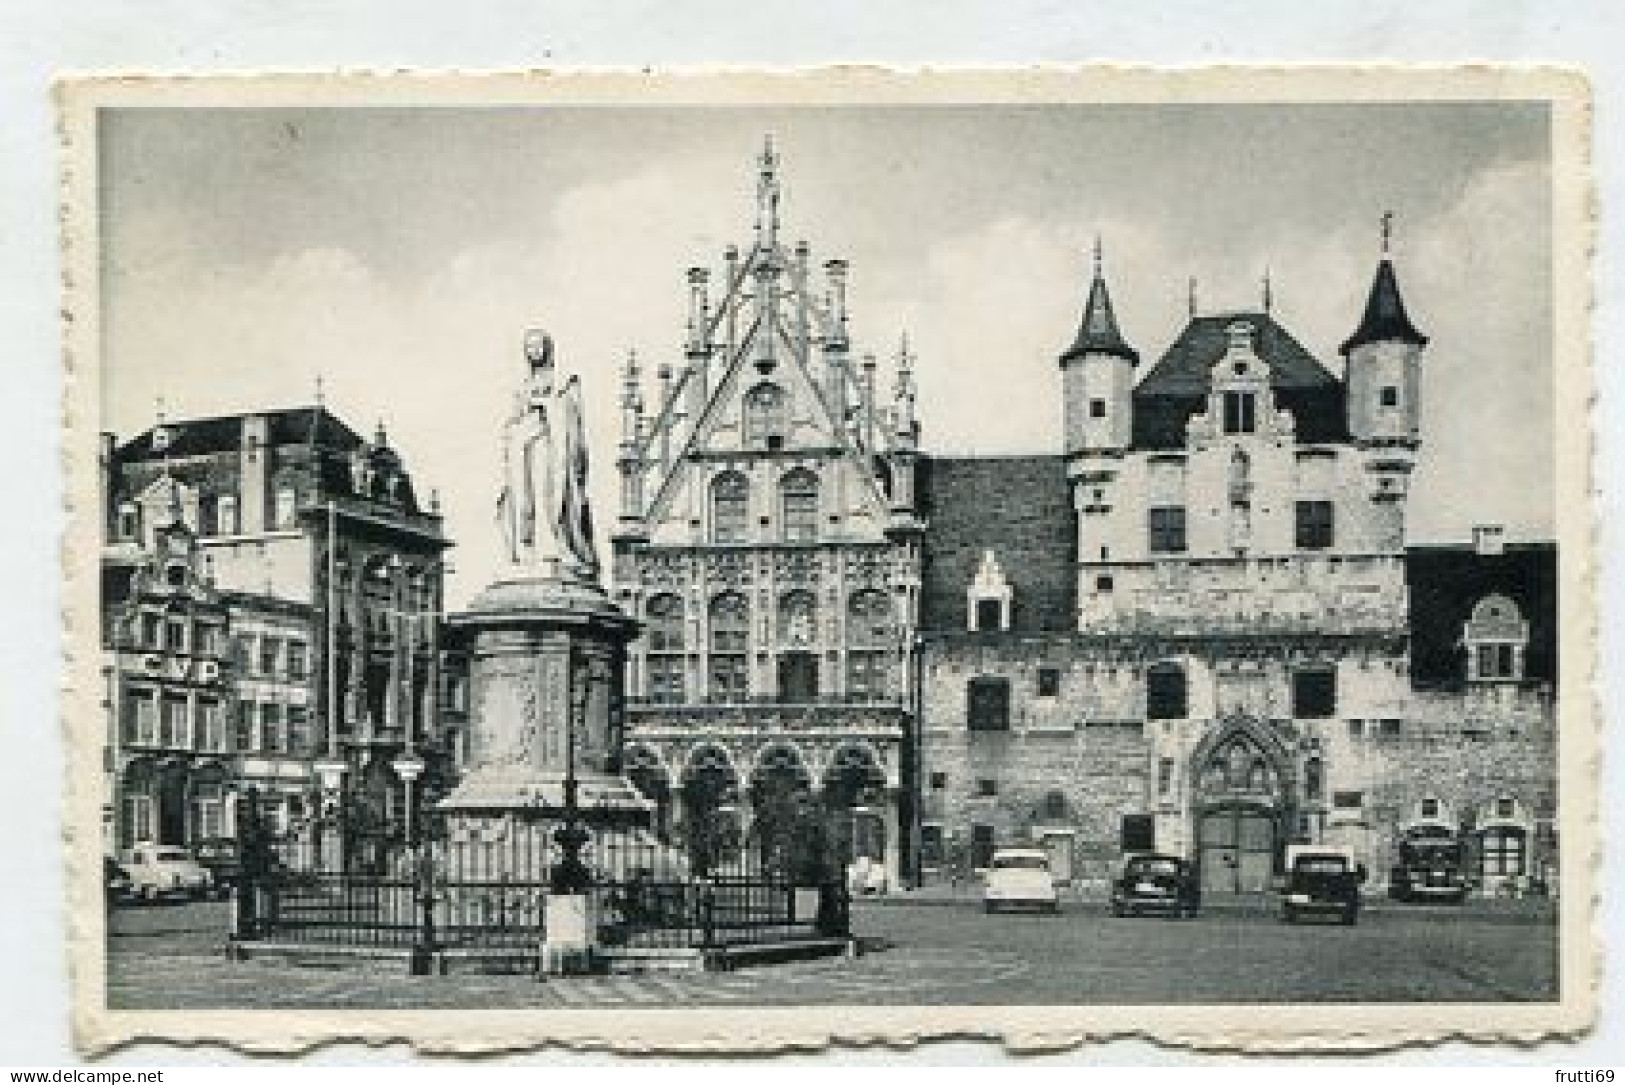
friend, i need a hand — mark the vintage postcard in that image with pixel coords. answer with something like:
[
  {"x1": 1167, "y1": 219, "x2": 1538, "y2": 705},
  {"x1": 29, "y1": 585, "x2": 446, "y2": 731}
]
[{"x1": 59, "y1": 68, "x2": 1595, "y2": 1055}]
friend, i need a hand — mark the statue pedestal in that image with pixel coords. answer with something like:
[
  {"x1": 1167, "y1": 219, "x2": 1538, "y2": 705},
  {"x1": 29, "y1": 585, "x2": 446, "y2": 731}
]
[{"x1": 438, "y1": 573, "x2": 645, "y2": 823}]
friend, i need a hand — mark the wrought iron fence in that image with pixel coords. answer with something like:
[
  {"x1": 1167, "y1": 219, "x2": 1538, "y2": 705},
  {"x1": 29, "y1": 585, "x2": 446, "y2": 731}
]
[{"x1": 232, "y1": 794, "x2": 851, "y2": 960}]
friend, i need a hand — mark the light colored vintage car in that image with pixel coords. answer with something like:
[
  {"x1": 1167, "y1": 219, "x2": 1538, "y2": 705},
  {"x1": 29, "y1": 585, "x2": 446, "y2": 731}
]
[
  {"x1": 982, "y1": 847, "x2": 1060, "y2": 914},
  {"x1": 121, "y1": 842, "x2": 214, "y2": 903}
]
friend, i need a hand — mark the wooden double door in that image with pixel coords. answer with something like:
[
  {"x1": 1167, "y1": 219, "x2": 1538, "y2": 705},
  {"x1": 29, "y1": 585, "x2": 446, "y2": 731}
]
[{"x1": 1198, "y1": 805, "x2": 1277, "y2": 894}]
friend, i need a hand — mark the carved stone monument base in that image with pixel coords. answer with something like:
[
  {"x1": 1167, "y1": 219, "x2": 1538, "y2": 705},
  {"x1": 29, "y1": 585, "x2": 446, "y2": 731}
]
[{"x1": 437, "y1": 573, "x2": 647, "y2": 825}]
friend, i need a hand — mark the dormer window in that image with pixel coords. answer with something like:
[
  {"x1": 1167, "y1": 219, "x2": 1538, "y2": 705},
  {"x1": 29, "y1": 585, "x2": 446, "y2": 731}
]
[
  {"x1": 1464, "y1": 594, "x2": 1528, "y2": 683},
  {"x1": 966, "y1": 550, "x2": 1012, "y2": 632}
]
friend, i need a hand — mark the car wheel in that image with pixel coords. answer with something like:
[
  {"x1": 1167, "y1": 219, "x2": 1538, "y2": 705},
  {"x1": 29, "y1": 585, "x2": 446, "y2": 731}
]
[{"x1": 1282, "y1": 907, "x2": 1296, "y2": 924}]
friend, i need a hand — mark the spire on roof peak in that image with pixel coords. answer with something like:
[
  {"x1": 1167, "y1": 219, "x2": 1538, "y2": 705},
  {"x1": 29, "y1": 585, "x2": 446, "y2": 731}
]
[
  {"x1": 1060, "y1": 244, "x2": 1137, "y2": 367},
  {"x1": 1340, "y1": 224, "x2": 1428, "y2": 355}
]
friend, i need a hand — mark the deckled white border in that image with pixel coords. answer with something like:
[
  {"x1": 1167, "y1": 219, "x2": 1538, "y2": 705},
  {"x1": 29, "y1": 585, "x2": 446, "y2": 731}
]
[{"x1": 57, "y1": 66, "x2": 1598, "y2": 1058}]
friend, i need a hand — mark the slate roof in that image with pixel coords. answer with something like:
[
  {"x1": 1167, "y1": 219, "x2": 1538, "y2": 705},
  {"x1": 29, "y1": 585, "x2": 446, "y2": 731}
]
[
  {"x1": 1060, "y1": 273, "x2": 1138, "y2": 366},
  {"x1": 1341, "y1": 258, "x2": 1428, "y2": 355},
  {"x1": 917, "y1": 455, "x2": 1077, "y2": 636},
  {"x1": 1130, "y1": 312, "x2": 1348, "y2": 449},
  {"x1": 1405, "y1": 542, "x2": 1557, "y2": 690},
  {"x1": 114, "y1": 406, "x2": 362, "y2": 461}
]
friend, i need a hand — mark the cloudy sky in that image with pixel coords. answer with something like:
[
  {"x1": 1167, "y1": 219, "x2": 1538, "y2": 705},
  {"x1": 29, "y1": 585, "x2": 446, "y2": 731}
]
[{"x1": 100, "y1": 102, "x2": 1553, "y2": 607}]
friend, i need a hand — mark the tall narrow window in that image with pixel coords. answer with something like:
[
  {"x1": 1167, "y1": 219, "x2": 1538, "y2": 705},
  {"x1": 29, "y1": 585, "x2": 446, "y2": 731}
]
[
  {"x1": 1145, "y1": 662, "x2": 1188, "y2": 720},
  {"x1": 967, "y1": 677, "x2": 1011, "y2": 732},
  {"x1": 779, "y1": 468, "x2": 820, "y2": 543},
  {"x1": 708, "y1": 593, "x2": 750, "y2": 702},
  {"x1": 216, "y1": 493, "x2": 238, "y2": 535},
  {"x1": 743, "y1": 383, "x2": 788, "y2": 450},
  {"x1": 1148, "y1": 506, "x2": 1187, "y2": 554},
  {"x1": 1222, "y1": 391, "x2": 1257, "y2": 434},
  {"x1": 710, "y1": 472, "x2": 749, "y2": 544},
  {"x1": 847, "y1": 589, "x2": 893, "y2": 699},
  {"x1": 160, "y1": 696, "x2": 186, "y2": 748},
  {"x1": 1295, "y1": 500, "x2": 1335, "y2": 550}
]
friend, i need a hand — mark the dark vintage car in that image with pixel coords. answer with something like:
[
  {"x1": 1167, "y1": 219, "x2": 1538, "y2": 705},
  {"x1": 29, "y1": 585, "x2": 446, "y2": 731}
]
[
  {"x1": 1281, "y1": 846, "x2": 1367, "y2": 925},
  {"x1": 1111, "y1": 854, "x2": 1201, "y2": 918},
  {"x1": 104, "y1": 856, "x2": 133, "y2": 906},
  {"x1": 1388, "y1": 834, "x2": 1470, "y2": 904}
]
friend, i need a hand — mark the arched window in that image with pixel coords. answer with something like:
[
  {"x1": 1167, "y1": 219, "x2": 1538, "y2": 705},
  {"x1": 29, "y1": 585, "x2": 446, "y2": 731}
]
[
  {"x1": 646, "y1": 594, "x2": 685, "y2": 652},
  {"x1": 743, "y1": 383, "x2": 788, "y2": 450},
  {"x1": 645, "y1": 594, "x2": 686, "y2": 704},
  {"x1": 708, "y1": 593, "x2": 750, "y2": 702},
  {"x1": 777, "y1": 590, "x2": 817, "y2": 647},
  {"x1": 710, "y1": 472, "x2": 749, "y2": 544},
  {"x1": 1465, "y1": 594, "x2": 1528, "y2": 683},
  {"x1": 779, "y1": 468, "x2": 820, "y2": 543},
  {"x1": 847, "y1": 589, "x2": 893, "y2": 700},
  {"x1": 1145, "y1": 662, "x2": 1188, "y2": 720}
]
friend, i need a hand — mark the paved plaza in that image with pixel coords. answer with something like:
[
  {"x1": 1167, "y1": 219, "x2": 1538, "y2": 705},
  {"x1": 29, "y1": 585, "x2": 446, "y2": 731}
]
[{"x1": 106, "y1": 893, "x2": 1559, "y2": 1010}]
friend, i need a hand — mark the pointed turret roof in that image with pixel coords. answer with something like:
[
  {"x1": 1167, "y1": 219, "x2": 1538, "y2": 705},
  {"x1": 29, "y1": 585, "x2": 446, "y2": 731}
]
[
  {"x1": 1060, "y1": 248, "x2": 1138, "y2": 366},
  {"x1": 1340, "y1": 257, "x2": 1428, "y2": 355}
]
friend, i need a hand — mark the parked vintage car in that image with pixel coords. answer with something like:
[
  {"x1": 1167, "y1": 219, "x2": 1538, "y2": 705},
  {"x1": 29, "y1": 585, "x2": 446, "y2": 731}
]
[
  {"x1": 1111, "y1": 853, "x2": 1201, "y2": 918},
  {"x1": 121, "y1": 842, "x2": 214, "y2": 903},
  {"x1": 103, "y1": 856, "x2": 133, "y2": 906},
  {"x1": 982, "y1": 847, "x2": 1060, "y2": 914},
  {"x1": 1388, "y1": 832, "x2": 1470, "y2": 904},
  {"x1": 1281, "y1": 845, "x2": 1366, "y2": 925}
]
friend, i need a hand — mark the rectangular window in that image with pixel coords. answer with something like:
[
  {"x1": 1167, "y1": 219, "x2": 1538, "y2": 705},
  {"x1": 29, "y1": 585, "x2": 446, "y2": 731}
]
[
  {"x1": 1222, "y1": 391, "x2": 1257, "y2": 434},
  {"x1": 258, "y1": 636, "x2": 280, "y2": 677},
  {"x1": 976, "y1": 778, "x2": 998, "y2": 797},
  {"x1": 160, "y1": 696, "x2": 186, "y2": 747},
  {"x1": 1036, "y1": 667, "x2": 1061, "y2": 698},
  {"x1": 973, "y1": 598, "x2": 1003, "y2": 632},
  {"x1": 1379, "y1": 718, "x2": 1403, "y2": 738},
  {"x1": 929, "y1": 771, "x2": 948, "y2": 791},
  {"x1": 708, "y1": 656, "x2": 749, "y2": 702},
  {"x1": 1380, "y1": 385, "x2": 1400, "y2": 408},
  {"x1": 919, "y1": 825, "x2": 944, "y2": 867},
  {"x1": 1157, "y1": 758, "x2": 1174, "y2": 797},
  {"x1": 1295, "y1": 500, "x2": 1335, "y2": 550},
  {"x1": 966, "y1": 677, "x2": 1011, "y2": 732},
  {"x1": 1095, "y1": 574, "x2": 1114, "y2": 593},
  {"x1": 165, "y1": 617, "x2": 188, "y2": 653},
  {"x1": 1347, "y1": 718, "x2": 1365, "y2": 739},
  {"x1": 1089, "y1": 398, "x2": 1107, "y2": 419},
  {"x1": 1145, "y1": 665, "x2": 1188, "y2": 720},
  {"x1": 287, "y1": 706, "x2": 311, "y2": 755},
  {"x1": 234, "y1": 702, "x2": 255, "y2": 753},
  {"x1": 647, "y1": 657, "x2": 686, "y2": 704},
  {"x1": 1292, "y1": 669, "x2": 1337, "y2": 719},
  {"x1": 285, "y1": 641, "x2": 308, "y2": 680},
  {"x1": 260, "y1": 703, "x2": 283, "y2": 754},
  {"x1": 971, "y1": 824, "x2": 996, "y2": 869},
  {"x1": 1420, "y1": 798, "x2": 1440, "y2": 819},
  {"x1": 216, "y1": 493, "x2": 238, "y2": 535},
  {"x1": 1332, "y1": 790, "x2": 1364, "y2": 811},
  {"x1": 274, "y1": 487, "x2": 298, "y2": 530},
  {"x1": 846, "y1": 651, "x2": 888, "y2": 699},
  {"x1": 1148, "y1": 506, "x2": 1187, "y2": 554},
  {"x1": 781, "y1": 492, "x2": 819, "y2": 543},
  {"x1": 140, "y1": 613, "x2": 161, "y2": 648},
  {"x1": 196, "y1": 700, "x2": 222, "y2": 752}
]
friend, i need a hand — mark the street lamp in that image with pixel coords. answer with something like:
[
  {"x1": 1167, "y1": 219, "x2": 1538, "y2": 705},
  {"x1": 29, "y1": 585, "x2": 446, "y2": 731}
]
[
  {"x1": 391, "y1": 748, "x2": 433, "y2": 976},
  {"x1": 391, "y1": 750, "x2": 427, "y2": 845}
]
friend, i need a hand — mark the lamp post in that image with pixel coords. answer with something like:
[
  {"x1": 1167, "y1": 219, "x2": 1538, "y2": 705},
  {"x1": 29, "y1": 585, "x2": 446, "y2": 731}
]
[
  {"x1": 312, "y1": 756, "x2": 348, "y2": 872},
  {"x1": 391, "y1": 749, "x2": 432, "y2": 975}
]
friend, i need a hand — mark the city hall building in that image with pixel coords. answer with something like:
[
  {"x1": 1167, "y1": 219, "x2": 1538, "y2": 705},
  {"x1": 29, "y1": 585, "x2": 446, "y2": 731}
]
[{"x1": 612, "y1": 144, "x2": 1557, "y2": 897}]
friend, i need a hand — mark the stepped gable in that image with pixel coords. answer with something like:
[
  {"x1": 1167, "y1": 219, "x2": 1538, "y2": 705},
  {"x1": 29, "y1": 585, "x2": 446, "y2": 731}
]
[{"x1": 1131, "y1": 312, "x2": 1348, "y2": 449}]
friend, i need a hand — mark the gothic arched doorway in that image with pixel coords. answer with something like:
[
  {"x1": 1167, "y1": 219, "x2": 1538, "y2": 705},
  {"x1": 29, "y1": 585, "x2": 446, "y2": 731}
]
[{"x1": 1193, "y1": 724, "x2": 1292, "y2": 895}]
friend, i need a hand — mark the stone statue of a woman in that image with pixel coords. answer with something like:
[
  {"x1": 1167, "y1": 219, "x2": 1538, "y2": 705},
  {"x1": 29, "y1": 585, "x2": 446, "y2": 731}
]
[{"x1": 496, "y1": 329, "x2": 600, "y2": 583}]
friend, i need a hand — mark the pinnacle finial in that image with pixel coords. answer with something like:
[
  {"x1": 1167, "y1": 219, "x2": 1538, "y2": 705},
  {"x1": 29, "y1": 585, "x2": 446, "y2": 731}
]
[
  {"x1": 1381, "y1": 210, "x2": 1394, "y2": 255},
  {"x1": 314, "y1": 373, "x2": 326, "y2": 407},
  {"x1": 1092, "y1": 234, "x2": 1103, "y2": 278},
  {"x1": 1188, "y1": 277, "x2": 1199, "y2": 318},
  {"x1": 1263, "y1": 267, "x2": 1273, "y2": 314}
]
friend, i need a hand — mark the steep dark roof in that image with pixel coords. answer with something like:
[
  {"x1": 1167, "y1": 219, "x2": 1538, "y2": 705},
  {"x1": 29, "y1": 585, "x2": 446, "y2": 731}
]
[
  {"x1": 114, "y1": 406, "x2": 362, "y2": 462},
  {"x1": 917, "y1": 455, "x2": 1076, "y2": 636},
  {"x1": 1060, "y1": 273, "x2": 1138, "y2": 366},
  {"x1": 1406, "y1": 542, "x2": 1557, "y2": 690},
  {"x1": 1341, "y1": 258, "x2": 1428, "y2": 355},
  {"x1": 1130, "y1": 312, "x2": 1347, "y2": 449}
]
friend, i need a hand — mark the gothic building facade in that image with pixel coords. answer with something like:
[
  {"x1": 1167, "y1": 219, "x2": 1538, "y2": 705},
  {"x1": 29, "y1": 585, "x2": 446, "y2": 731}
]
[
  {"x1": 611, "y1": 142, "x2": 924, "y2": 888},
  {"x1": 100, "y1": 406, "x2": 457, "y2": 851},
  {"x1": 913, "y1": 243, "x2": 1558, "y2": 896}
]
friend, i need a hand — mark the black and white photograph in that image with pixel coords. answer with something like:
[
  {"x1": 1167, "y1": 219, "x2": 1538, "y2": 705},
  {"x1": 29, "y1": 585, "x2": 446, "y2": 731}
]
[{"x1": 61, "y1": 69, "x2": 1594, "y2": 1051}]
